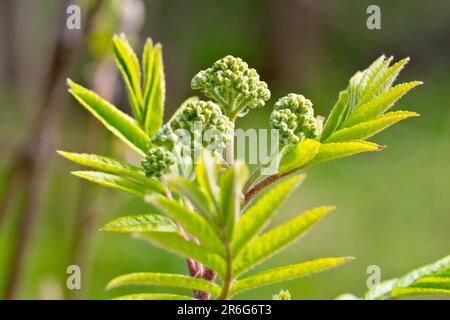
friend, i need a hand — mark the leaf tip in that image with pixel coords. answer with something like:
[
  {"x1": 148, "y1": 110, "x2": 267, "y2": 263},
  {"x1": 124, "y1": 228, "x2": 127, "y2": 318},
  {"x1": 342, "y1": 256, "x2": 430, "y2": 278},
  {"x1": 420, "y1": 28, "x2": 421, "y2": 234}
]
[
  {"x1": 105, "y1": 279, "x2": 117, "y2": 290},
  {"x1": 66, "y1": 79, "x2": 76, "y2": 91},
  {"x1": 70, "y1": 171, "x2": 86, "y2": 178},
  {"x1": 98, "y1": 224, "x2": 109, "y2": 232},
  {"x1": 412, "y1": 80, "x2": 424, "y2": 87},
  {"x1": 344, "y1": 256, "x2": 356, "y2": 262}
]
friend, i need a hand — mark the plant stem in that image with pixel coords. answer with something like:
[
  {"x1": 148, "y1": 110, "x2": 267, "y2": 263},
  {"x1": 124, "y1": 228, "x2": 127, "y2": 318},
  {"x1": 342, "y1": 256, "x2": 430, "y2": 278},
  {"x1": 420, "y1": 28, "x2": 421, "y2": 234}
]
[
  {"x1": 218, "y1": 243, "x2": 233, "y2": 300},
  {"x1": 242, "y1": 164, "x2": 262, "y2": 194},
  {"x1": 244, "y1": 167, "x2": 302, "y2": 205}
]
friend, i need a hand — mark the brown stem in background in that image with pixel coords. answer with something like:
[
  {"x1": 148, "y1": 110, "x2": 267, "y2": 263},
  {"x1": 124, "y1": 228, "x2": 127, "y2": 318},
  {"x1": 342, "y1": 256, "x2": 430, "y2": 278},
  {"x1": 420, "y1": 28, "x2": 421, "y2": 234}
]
[{"x1": 2, "y1": 0, "x2": 101, "y2": 300}]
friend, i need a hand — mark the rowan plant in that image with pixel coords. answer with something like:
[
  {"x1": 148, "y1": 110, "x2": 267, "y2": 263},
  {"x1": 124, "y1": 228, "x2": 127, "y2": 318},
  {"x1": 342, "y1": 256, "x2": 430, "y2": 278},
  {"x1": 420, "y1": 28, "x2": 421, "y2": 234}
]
[{"x1": 59, "y1": 34, "x2": 449, "y2": 300}]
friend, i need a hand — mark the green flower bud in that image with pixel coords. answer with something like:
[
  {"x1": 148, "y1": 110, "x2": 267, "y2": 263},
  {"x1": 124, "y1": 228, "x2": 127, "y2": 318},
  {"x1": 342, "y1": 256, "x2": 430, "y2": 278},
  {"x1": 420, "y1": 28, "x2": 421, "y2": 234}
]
[
  {"x1": 270, "y1": 93, "x2": 320, "y2": 146},
  {"x1": 191, "y1": 55, "x2": 271, "y2": 119},
  {"x1": 152, "y1": 100, "x2": 233, "y2": 157},
  {"x1": 141, "y1": 147, "x2": 175, "y2": 178}
]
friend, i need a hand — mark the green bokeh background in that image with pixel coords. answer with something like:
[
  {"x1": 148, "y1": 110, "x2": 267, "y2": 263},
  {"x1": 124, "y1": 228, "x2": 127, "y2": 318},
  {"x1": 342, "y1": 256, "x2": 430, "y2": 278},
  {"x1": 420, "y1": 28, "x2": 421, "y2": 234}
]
[{"x1": 0, "y1": 0, "x2": 449, "y2": 299}]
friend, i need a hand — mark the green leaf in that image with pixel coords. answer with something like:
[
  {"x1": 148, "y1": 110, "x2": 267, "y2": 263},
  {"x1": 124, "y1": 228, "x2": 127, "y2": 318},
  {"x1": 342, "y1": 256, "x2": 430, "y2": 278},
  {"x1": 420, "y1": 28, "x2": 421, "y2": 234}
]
[
  {"x1": 413, "y1": 277, "x2": 450, "y2": 290},
  {"x1": 325, "y1": 111, "x2": 419, "y2": 143},
  {"x1": 68, "y1": 80, "x2": 151, "y2": 156},
  {"x1": 342, "y1": 81, "x2": 422, "y2": 128},
  {"x1": 108, "y1": 272, "x2": 222, "y2": 298},
  {"x1": 231, "y1": 257, "x2": 353, "y2": 296},
  {"x1": 364, "y1": 255, "x2": 450, "y2": 300},
  {"x1": 394, "y1": 255, "x2": 450, "y2": 289},
  {"x1": 114, "y1": 293, "x2": 196, "y2": 300},
  {"x1": 196, "y1": 150, "x2": 220, "y2": 203},
  {"x1": 231, "y1": 174, "x2": 305, "y2": 256},
  {"x1": 145, "y1": 195, "x2": 225, "y2": 257},
  {"x1": 436, "y1": 270, "x2": 450, "y2": 277},
  {"x1": 359, "y1": 58, "x2": 390, "y2": 102},
  {"x1": 368, "y1": 57, "x2": 410, "y2": 99},
  {"x1": 357, "y1": 55, "x2": 388, "y2": 99},
  {"x1": 57, "y1": 151, "x2": 164, "y2": 193},
  {"x1": 71, "y1": 171, "x2": 156, "y2": 197},
  {"x1": 279, "y1": 139, "x2": 321, "y2": 174},
  {"x1": 58, "y1": 151, "x2": 143, "y2": 177},
  {"x1": 142, "y1": 39, "x2": 154, "y2": 91},
  {"x1": 112, "y1": 34, "x2": 143, "y2": 122},
  {"x1": 219, "y1": 161, "x2": 248, "y2": 240},
  {"x1": 137, "y1": 232, "x2": 226, "y2": 278},
  {"x1": 310, "y1": 141, "x2": 381, "y2": 165},
  {"x1": 100, "y1": 214, "x2": 177, "y2": 233},
  {"x1": 364, "y1": 278, "x2": 397, "y2": 300},
  {"x1": 346, "y1": 71, "x2": 364, "y2": 115},
  {"x1": 392, "y1": 287, "x2": 450, "y2": 298},
  {"x1": 143, "y1": 41, "x2": 165, "y2": 137},
  {"x1": 233, "y1": 206, "x2": 335, "y2": 276},
  {"x1": 320, "y1": 91, "x2": 349, "y2": 142},
  {"x1": 165, "y1": 175, "x2": 215, "y2": 219}
]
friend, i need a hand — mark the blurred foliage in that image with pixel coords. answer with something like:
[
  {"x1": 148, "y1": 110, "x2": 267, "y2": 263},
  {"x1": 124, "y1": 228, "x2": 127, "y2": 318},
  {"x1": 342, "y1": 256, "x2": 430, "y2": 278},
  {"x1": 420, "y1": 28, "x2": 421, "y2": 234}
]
[{"x1": 0, "y1": 0, "x2": 449, "y2": 299}]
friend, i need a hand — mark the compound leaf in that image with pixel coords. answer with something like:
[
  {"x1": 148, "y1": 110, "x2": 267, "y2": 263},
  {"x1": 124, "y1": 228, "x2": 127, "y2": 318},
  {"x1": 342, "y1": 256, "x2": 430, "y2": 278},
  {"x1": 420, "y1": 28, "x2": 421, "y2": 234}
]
[
  {"x1": 145, "y1": 195, "x2": 225, "y2": 257},
  {"x1": 279, "y1": 139, "x2": 321, "y2": 174},
  {"x1": 100, "y1": 214, "x2": 177, "y2": 233},
  {"x1": 165, "y1": 174, "x2": 215, "y2": 219},
  {"x1": 231, "y1": 174, "x2": 305, "y2": 256},
  {"x1": 58, "y1": 151, "x2": 144, "y2": 177},
  {"x1": 137, "y1": 232, "x2": 226, "y2": 278},
  {"x1": 58, "y1": 151, "x2": 164, "y2": 193},
  {"x1": 325, "y1": 111, "x2": 419, "y2": 143},
  {"x1": 68, "y1": 80, "x2": 151, "y2": 156},
  {"x1": 231, "y1": 257, "x2": 353, "y2": 296},
  {"x1": 394, "y1": 255, "x2": 450, "y2": 289},
  {"x1": 392, "y1": 287, "x2": 450, "y2": 298},
  {"x1": 112, "y1": 34, "x2": 143, "y2": 122},
  {"x1": 71, "y1": 171, "x2": 158, "y2": 197},
  {"x1": 108, "y1": 272, "x2": 221, "y2": 298},
  {"x1": 233, "y1": 206, "x2": 335, "y2": 276},
  {"x1": 143, "y1": 41, "x2": 165, "y2": 137},
  {"x1": 342, "y1": 81, "x2": 422, "y2": 128},
  {"x1": 412, "y1": 277, "x2": 450, "y2": 290},
  {"x1": 310, "y1": 141, "x2": 381, "y2": 165},
  {"x1": 196, "y1": 150, "x2": 220, "y2": 203},
  {"x1": 320, "y1": 91, "x2": 349, "y2": 142},
  {"x1": 362, "y1": 57, "x2": 409, "y2": 102},
  {"x1": 219, "y1": 161, "x2": 248, "y2": 240}
]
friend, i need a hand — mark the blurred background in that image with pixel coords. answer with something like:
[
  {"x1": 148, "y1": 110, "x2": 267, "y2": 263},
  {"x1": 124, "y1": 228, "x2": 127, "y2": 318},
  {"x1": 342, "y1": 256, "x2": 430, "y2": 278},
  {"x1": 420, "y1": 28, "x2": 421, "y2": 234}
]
[{"x1": 0, "y1": 0, "x2": 449, "y2": 300}]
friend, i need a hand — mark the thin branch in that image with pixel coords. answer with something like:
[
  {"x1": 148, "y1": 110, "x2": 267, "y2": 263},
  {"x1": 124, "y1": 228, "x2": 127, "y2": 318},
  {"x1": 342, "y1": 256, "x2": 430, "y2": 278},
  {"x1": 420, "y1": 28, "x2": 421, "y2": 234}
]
[{"x1": 244, "y1": 167, "x2": 302, "y2": 206}]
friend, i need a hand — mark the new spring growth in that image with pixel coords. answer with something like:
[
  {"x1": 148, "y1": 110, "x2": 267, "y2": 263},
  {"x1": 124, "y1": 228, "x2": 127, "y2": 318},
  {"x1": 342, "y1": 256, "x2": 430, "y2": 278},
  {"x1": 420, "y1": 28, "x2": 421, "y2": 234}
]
[
  {"x1": 270, "y1": 93, "x2": 320, "y2": 147},
  {"x1": 191, "y1": 55, "x2": 271, "y2": 120},
  {"x1": 152, "y1": 100, "x2": 233, "y2": 157},
  {"x1": 141, "y1": 147, "x2": 175, "y2": 178},
  {"x1": 60, "y1": 31, "x2": 427, "y2": 300}
]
